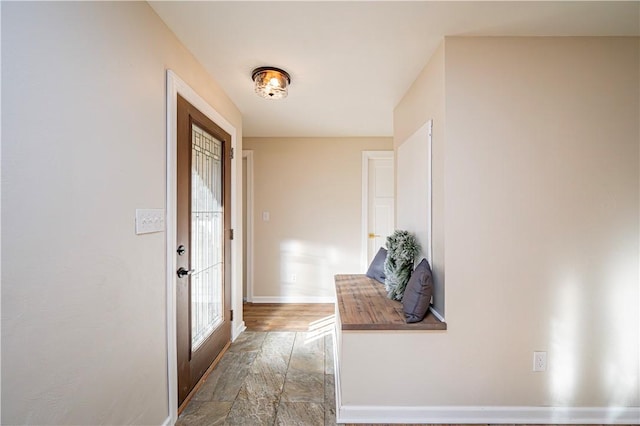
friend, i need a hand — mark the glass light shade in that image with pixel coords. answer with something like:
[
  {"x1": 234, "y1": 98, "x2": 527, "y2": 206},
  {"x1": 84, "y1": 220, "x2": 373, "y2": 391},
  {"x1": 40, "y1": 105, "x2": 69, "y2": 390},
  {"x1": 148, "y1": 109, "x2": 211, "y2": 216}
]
[{"x1": 252, "y1": 67, "x2": 291, "y2": 100}]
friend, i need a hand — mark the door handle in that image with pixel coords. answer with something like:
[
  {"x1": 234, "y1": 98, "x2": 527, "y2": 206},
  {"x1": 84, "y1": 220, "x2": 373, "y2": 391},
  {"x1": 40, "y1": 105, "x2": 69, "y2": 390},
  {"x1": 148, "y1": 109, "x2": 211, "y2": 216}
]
[
  {"x1": 368, "y1": 233, "x2": 381, "y2": 239},
  {"x1": 177, "y1": 267, "x2": 194, "y2": 278}
]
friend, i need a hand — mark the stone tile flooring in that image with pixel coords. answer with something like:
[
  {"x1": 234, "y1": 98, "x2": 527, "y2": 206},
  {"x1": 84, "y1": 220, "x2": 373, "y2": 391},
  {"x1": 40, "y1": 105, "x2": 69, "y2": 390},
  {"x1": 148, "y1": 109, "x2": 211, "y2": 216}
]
[{"x1": 177, "y1": 331, "x2": 338, "y2": 426}]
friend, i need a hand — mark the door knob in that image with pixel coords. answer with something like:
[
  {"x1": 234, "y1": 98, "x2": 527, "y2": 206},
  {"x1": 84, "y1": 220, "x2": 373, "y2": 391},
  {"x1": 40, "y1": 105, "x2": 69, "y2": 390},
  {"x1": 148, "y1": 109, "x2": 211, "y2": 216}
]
[
  {"x1": 368, "y1": 233, "x2": 381, "y2": 239},
  {"x1": 177, "y1": 267, "x2": 194, "y2": 278}
]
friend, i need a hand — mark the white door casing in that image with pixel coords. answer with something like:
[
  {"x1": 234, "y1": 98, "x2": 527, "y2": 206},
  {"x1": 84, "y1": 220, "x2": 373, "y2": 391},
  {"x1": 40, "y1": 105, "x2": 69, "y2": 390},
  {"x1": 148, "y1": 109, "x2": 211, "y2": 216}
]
[
  {"x1": 242, "y1": 150, "x2": 254, "y2": 302},
  {"x1": 165, "y1": 70, "x2": 240, "y2": 426},
  {"x1": 361, "y1": 151, "x2": 395, "y2": 269}
]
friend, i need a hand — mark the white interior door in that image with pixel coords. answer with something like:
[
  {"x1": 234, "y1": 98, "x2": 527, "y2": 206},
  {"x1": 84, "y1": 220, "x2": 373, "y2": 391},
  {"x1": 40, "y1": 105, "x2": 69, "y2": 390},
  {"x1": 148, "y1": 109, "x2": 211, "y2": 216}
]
[{"x1": 363, "y1": 151, "x2": 395, "y2": 265}]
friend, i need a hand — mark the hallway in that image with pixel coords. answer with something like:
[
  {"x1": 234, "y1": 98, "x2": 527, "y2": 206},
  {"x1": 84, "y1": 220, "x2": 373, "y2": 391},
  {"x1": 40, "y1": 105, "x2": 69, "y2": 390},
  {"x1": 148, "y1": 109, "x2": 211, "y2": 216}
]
[{"x1": 177, "y1": 331, "x2": 337, "y2": 425}]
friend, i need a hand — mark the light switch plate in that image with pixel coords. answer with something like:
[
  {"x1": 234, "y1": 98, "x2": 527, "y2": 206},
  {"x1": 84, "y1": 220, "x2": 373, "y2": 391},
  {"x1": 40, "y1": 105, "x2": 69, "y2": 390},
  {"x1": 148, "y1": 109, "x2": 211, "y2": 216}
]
[{"x1": 136, "y1": 209, "x2": 165, "y2": 234}]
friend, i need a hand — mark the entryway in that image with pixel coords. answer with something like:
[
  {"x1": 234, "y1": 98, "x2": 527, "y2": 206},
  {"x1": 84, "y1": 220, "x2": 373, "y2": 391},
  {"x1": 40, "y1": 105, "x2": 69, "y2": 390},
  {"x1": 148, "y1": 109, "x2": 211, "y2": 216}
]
[
  {"x1": 175, "y1": 304, "x2": 336, "y2": 425},
  {"x1": 176, "y1": 95, "x2": 233, "y2": 407},
  {"x1": 166, "y1": 71, "x2": 241, "y2": 424}
]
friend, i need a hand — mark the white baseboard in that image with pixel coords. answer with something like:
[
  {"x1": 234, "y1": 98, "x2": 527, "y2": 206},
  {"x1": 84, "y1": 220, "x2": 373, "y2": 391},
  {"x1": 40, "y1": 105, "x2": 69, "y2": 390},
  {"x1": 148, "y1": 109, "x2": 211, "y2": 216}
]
[
  {"x1": 337, "y1": 404, "x2": 640, "y2": 424},
  {"x1": 232, "y1": 321, "x2": 246, "y2": 341},
  {"x1": 249, "y1": 296, "x2": 335, "y2": 304}
]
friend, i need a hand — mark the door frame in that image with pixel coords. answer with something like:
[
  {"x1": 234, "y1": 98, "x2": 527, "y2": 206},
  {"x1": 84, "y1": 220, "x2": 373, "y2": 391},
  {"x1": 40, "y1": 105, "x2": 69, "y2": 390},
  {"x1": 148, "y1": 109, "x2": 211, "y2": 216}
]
[
  {"x1": 166, "y1": 70, "x2": 239, "y2": 425},
  {"x1": 242, "y1": 150, "x2": 254, "y2": 302},
  {"x1": 361, "y1": 150, "x2": 394, "y2": 270}
]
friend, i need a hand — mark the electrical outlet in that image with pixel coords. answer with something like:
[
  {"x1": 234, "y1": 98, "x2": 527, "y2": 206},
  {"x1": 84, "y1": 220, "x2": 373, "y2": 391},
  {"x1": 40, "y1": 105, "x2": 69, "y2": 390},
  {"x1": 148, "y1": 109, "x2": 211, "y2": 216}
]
[
  {"x1": 533, "y1": 351, "x2": 547, "y2": 372},
  {"x1": 291, "y1": 274, "x2": 297, "y2": 282}
]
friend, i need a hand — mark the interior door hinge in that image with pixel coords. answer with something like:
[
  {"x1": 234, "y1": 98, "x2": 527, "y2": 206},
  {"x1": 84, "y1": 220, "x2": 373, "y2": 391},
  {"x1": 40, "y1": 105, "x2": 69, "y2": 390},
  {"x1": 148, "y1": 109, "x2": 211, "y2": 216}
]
[
  {"x1": 230, "y1": 309, "x2": 234, "y2": 321},
  {"x1": 230, "y1": 147, "x2": 235, "y2": 159},
  {"x1": 229, "y1": 229, "x2": 234, "y2": 240}
]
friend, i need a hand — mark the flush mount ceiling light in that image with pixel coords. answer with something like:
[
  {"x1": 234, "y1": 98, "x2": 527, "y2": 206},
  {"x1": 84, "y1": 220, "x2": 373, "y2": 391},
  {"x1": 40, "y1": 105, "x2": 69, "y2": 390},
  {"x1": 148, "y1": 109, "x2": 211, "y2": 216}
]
[{"x1": 251, "y1": 66, "x2": 291, "y2": 100}]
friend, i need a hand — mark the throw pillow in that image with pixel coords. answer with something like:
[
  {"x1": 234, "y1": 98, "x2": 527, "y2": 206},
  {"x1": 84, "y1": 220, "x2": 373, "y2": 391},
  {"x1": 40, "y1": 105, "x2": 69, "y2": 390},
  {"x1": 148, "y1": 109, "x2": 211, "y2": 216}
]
[
  {"x1": 365, "y1": 247, "x2": 387, "y2": 284},
  {"x1": 402, "y1": 258, "x2": 433, "y2": 323}
]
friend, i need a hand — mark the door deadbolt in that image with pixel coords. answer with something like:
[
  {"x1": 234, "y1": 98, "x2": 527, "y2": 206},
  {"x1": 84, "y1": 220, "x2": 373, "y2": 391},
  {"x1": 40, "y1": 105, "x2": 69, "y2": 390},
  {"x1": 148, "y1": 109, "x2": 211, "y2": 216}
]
[{"x1": 177, "y1": 245, "x2": 186, "y2": 256}]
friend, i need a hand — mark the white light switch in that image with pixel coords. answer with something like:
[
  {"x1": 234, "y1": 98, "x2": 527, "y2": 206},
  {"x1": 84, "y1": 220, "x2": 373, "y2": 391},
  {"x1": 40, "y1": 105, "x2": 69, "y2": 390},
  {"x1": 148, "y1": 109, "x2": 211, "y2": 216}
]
[
  {"x1": 136, "y1": 209, "x2": 165, "y2": 235},
  {"x1": 262, "y1": 211, "x2": 270, "y2": 221}
]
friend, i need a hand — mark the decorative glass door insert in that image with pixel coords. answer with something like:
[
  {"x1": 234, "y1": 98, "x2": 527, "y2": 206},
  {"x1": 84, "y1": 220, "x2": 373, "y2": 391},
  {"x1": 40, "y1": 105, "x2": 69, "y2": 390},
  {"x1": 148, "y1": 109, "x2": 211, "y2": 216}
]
[{"x1": 190, "y1": 123, "x2": 223, "y2": 350}]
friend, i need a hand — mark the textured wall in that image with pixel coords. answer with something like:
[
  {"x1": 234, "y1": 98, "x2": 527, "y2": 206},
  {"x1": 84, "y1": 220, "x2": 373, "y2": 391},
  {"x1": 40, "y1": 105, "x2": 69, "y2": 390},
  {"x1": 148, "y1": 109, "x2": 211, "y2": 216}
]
[{"x1": 1, "y1": 2, "x2": 242, "y2": 424}]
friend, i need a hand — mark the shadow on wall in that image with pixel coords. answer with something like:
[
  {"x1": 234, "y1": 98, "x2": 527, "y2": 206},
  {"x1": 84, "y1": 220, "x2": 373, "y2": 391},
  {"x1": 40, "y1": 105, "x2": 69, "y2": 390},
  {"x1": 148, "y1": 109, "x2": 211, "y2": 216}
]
[{"x1": 279, "y1": 239, "x2": 342, "y2": 298}]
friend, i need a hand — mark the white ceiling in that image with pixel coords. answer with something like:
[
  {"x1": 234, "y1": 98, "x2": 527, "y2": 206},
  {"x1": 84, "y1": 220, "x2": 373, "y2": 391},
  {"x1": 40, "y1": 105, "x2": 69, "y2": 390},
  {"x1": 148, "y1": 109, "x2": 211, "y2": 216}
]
[{"x1": 149, "y1": 1, "x2": 639, "y2": 137}]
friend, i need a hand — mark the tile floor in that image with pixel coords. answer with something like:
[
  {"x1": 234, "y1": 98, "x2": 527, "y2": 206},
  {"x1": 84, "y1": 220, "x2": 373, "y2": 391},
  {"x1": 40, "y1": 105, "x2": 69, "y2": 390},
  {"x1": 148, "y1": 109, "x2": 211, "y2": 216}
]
[
  {"x1": 175, "y1": 331, "x2": 621, "y2": 426},
  {"x1": 177, "y1": 331, "x2": 338, "y2": 426}
]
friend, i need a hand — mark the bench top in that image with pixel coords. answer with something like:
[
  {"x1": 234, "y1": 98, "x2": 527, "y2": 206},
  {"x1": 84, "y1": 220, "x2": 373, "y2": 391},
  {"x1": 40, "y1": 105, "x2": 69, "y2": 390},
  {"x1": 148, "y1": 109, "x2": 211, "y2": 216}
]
[{"x1": 335, "y1": 274, "x2": 447, "y2": 331}]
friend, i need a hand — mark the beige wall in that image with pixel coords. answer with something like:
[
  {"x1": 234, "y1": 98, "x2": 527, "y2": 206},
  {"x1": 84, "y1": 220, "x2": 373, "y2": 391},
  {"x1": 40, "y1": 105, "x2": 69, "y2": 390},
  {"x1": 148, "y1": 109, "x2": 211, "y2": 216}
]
[
  {"x1": 394, "y1": 42, "x2": 446, "y2": 315},
  {"x1": 243, "y1": 137, "x2": 392, "y2": 300},
  {"x1": 351, "y1": 37, "x2": 639, "y2": 409},
  {"x1": 1, "y1": 2, "x2": 242, "y2": 424}
]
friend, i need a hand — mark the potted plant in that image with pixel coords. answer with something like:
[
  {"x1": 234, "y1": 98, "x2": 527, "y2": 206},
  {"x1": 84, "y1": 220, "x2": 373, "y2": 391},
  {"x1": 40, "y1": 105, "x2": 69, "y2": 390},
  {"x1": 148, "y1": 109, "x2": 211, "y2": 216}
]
[{"x1": 383, "y1": 230, "x2": 420, "y2": 301}]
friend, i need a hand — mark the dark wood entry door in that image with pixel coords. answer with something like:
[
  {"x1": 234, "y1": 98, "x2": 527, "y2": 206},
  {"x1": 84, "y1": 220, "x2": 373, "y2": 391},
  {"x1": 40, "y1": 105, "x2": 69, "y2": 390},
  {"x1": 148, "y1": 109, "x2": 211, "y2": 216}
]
[{"x1": 176, "y1": 95, "x2": 232, "y2": 407}]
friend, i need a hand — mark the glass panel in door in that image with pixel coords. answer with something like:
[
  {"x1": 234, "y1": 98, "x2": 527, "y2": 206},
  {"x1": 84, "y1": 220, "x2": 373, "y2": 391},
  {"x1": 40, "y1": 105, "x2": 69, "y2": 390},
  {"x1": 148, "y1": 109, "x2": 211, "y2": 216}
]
[{"x1": 190, "y1": 124, "x2": 223, "y2": 351}]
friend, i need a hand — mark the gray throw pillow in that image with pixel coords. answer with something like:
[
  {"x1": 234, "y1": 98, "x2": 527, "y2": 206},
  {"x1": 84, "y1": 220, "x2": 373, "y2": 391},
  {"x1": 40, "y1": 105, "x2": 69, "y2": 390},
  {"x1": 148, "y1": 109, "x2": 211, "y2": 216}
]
[
  {"x1": 402, "y1": 258, "x2": 433, "y2": 323},
  {"x1": 365, "y1": 247, "x2": 387, "y2": 284}
]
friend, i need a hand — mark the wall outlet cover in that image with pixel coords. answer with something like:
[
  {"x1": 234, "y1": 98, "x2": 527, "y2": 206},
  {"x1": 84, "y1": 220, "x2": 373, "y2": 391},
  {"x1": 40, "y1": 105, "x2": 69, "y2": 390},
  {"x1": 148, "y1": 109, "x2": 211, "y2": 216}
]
[{"x1": 533, "y1": 351, "x2": 547, "y2": 372}]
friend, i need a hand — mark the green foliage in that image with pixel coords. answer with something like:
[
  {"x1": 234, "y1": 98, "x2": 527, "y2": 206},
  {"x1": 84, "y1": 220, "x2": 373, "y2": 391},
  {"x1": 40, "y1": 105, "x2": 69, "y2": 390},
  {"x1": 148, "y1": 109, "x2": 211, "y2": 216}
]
[{"x1": 383, "y1": 230, "x2": 420, "y2": 301}]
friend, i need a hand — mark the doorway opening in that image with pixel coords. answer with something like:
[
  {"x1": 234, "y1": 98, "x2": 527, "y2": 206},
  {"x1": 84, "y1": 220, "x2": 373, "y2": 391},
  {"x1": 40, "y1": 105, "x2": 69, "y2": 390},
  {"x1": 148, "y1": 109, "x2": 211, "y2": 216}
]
[
  {"x1": 175, "y1": 94, "x2": 232, "y2": 407},
  {"x1": 361, "y1": 151, "x2": 395, "y2": 269},
  {"x1": 165, "y1": 70, "x2": 239, "y2": 425}
]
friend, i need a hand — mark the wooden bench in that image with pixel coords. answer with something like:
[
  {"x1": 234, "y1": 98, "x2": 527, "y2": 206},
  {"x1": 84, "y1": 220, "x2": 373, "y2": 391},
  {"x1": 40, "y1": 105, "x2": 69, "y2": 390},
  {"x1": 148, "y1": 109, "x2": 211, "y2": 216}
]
[
  {"x1": 334, "y1": 274, "x2": 446, "y2": 331},
  {"x1": 332, "y1": 274, "x2": 447, "y2": 422}
]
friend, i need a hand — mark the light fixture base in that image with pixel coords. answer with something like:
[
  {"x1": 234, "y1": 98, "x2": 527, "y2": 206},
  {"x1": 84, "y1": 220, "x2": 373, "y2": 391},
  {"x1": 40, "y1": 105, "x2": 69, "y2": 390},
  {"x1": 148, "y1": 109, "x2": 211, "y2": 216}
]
[
  {"x1": 251, "y1": 66, "x2": 291, "y2": 100},
  {"x1": 251, "y1": 67, "x2": 291, "y2": 84}
]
